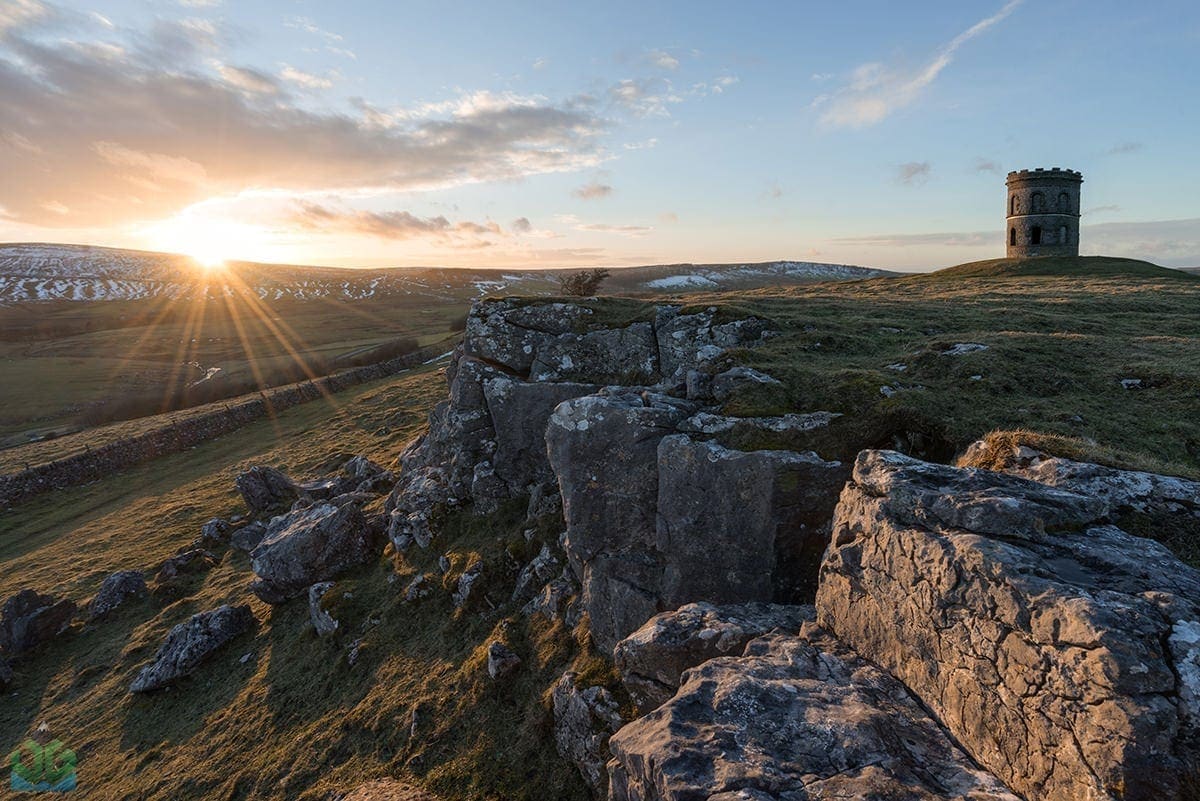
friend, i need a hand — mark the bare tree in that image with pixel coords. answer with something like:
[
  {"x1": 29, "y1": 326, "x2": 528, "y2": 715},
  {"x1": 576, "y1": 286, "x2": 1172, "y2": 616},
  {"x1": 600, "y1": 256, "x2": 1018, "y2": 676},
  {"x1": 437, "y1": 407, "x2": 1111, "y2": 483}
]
[{"x1": 557, "y1": 268, "x2": 611, "y2": 297}]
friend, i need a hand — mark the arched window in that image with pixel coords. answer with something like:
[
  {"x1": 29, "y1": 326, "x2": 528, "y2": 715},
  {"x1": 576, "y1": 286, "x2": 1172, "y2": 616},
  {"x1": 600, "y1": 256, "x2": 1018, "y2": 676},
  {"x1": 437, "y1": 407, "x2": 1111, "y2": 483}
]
[
  {"x1": 1010, "y1": 227, "x2": 1016, "y2": 246},
  {"x1": 1058, "y1": 192, "x2": 1070, "y2": 213},
  {"x1": 1032, "y1": 192, "x2": 1045, "y2": 212},
  {"x1": 1059, "y1": 226, "x2": 1068, "y2": 244},
  {"x1": 1010, "y1": 195, "x2": 1017, "y2": 215},
  {"x1": 1031, "y1": 226, "x2": 1042, "y2": 245}
]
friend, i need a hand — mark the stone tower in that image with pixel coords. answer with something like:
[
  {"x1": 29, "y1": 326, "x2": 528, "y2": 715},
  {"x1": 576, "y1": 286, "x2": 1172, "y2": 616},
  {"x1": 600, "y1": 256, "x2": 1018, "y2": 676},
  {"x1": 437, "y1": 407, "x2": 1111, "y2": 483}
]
[{"x1": 1005, "y1": 168, "x2": 1082, "y2": 257}]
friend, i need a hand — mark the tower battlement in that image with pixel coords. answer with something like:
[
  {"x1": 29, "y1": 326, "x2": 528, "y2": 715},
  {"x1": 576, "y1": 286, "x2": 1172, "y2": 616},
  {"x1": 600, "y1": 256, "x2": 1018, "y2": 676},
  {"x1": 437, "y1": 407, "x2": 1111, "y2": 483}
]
[{"x1": 1005, "y1": 167, "x2": 1083, "y2": 257}]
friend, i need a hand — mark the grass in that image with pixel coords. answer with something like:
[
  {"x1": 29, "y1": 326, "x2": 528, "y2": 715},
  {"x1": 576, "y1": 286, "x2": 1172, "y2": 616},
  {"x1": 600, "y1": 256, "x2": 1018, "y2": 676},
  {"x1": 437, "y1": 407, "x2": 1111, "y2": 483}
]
[{"x1": 0, "y1": 363, "x2": 603, "y2": 800}]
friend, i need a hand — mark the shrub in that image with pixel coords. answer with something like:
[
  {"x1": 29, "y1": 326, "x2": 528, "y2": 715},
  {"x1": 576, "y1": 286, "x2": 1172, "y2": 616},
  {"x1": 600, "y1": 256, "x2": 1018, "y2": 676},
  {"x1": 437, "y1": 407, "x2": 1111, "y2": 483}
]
[{"x1": 557, "y1": 268, "x2": 610, "y2": 297}]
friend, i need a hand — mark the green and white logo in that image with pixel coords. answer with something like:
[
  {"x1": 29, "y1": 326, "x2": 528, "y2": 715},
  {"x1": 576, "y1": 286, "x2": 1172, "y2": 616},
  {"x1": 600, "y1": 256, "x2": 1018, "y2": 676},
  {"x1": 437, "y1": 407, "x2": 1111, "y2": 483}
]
[{"x1": 9, "y1": 738, "x2": 77, "y2": 793}]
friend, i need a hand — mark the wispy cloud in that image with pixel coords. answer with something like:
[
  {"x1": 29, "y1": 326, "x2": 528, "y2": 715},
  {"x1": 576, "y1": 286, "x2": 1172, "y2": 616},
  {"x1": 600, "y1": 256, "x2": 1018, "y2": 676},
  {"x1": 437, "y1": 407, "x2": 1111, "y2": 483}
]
[
  {"x1": 576, "y1": 222, "x2": 651, "y2": 236},
  {"x1": 896, "y1": 161, "x2": 932, "y2": 185},
  {"x1": 647, "y1": 49, "x2": 679, "y2": 70},
  {"x1": 1083, "y1": 205, "x2": 1121, "y2": 216},
  {"x1": 973, "y1": 158, "x2": 1002, "y2": 174},
  {"x1": 284, "y1": 16, "x2": 343, "y2": 42},
  {"x1": 1106, "y1": 141, "x2": 1143, "y2": 155},
  {"x1": 818, "y1": 0, "x2": 1022, "y2": 129},
  {"x1": 573, "y1": 181, "x2": 613, "y2": 200},
  {"x1": 279, "y1": 64, "x2": 335, "y2": 90},
  {"x1": 289, "y1": 201, "x2": 503, "y2": 245}
]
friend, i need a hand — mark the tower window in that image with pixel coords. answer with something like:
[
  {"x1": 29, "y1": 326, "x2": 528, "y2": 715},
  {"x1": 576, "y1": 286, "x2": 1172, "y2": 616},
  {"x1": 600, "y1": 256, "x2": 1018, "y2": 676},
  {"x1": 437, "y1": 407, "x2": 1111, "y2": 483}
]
[
  {"x1": 1032, "y1": 192, "x2": 1045, "y2": 212},
  {"x1": 1031, "y1": 226, "x2": 1042, "y2": 245},
  {"x1": 1058, "y1": 192, "x2": 1070, "y2": 212},
  {"x1": 1010, "y1": 227, "x2": 1016, "y2": 246},
  {"x1": 1010, "y1": 196, "x2": 1017, "y2": 215},
  {"x1": 1059, "y1": 226, "x2": 1067, "y2": 244}
]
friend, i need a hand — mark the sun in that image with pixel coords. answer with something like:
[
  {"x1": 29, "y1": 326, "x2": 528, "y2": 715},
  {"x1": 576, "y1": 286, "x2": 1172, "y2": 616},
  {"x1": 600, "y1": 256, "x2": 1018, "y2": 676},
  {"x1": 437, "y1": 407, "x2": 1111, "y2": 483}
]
[{"x1": 188, "y1": 247, "x2": 228, "y2": 271}]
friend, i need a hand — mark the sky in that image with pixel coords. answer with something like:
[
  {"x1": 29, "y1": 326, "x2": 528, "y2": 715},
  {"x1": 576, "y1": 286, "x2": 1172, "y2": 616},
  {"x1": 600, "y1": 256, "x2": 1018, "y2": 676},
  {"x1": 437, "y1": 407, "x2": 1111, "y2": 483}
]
[{"x1": 1, "y1": 0, "x2": 1198, "y2": 271}]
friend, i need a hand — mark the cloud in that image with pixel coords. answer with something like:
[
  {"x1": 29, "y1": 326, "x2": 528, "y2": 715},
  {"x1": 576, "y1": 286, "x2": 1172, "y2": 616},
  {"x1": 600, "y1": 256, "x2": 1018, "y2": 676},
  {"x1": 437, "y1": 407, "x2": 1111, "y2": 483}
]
[
  {"x1": 576, "y1": 222, "x2": 652, "y2": 236},
  {"x1": 1083, "y1": 205, "x2": 1121, "y2": 216},
  {"x1": 0, "y1": 21, "x2": 608, "y2": 227},
  {"x1": 835, "y1": 230, "x2": 994, "y2": 248},
  {"x1": 284, "y1": 16, "x2": 342, "y2": 42},
  {"x1": 1106, "y1": 141, "x2": 1143, "y2": 156},
  {"x1": 658, "y1": 211, "x2": 678, "y2": 224},
  {"x1": 0, "y1": 0, "x2": 51, "y2": 36},
  {"x1": 180, "y1": 0, "x2": 222, "y2": 6},
  {"x1": 218, "y1": 64, "x2": 280, "y2": 95},
  {"x1": 974, "y1": 158, "x2": 1002, "y2": 174},
  {"x1": 279, "y1": 64, "x2": 334, "y2": 90},
  {"x1": 648, "y1": 49, "x2": 679, "y2": 70},
  {"x1": 896, "y1": 161, "x2": 932, "y2": 185},
  {"x1": 511, "y1": 217, "x2": 532, "y2": 233},
  {"x1": 532, "y1": 56, "x2": 547, "y2": 70},
  {"x1": 623, "y1": 138, "x2": 658, "y2": 150},
  {"x1": 608, "y1": 77, "x2": 681, "y2": 117},
  {"x1": 819, "y1": 0, "x2": 1022, "y2": 129},
  {"x1": 289, "y1": 201, "x2": 502, "y2": 244},
  {"x1": 573, "y1": 181, "x2": 614, "y2": 200}
]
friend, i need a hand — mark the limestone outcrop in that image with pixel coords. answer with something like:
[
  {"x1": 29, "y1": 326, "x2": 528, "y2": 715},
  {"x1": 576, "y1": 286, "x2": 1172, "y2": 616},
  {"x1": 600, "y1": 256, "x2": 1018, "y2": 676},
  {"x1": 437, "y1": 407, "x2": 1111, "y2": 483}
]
[
  {"x1": 608, "y1": 629, "x2": 1022, "y2": 801},
  {"x1": 552, "y1": 671, "x2": 624, "y2": 797},
  {"x1": 613, "y1": 602, "x2": 810, "y2": 715},
  {"x1": 130, "y1": 604, "x2": 255, "y2": 692},
  {"x1": 818, "y1": 450, "x2": 1200, "y2": 801}
]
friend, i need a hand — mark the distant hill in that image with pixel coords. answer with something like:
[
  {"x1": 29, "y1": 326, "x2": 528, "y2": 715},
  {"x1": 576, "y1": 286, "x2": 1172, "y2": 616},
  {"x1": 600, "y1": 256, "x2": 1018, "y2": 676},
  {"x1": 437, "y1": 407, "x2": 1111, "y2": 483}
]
[
  {"x1": 922, "y1": 255, "x2": 1194, "y2": 281},
  {"x1": 0, "y1": 243, "x2": 893, "y2": 304}
]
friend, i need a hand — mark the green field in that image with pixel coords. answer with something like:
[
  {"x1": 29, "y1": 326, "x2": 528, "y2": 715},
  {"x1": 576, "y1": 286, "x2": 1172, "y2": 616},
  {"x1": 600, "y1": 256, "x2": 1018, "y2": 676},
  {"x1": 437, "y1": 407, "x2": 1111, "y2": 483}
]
[{"x1": 0, "y1": 293, "x2": 467, "y2": 448}]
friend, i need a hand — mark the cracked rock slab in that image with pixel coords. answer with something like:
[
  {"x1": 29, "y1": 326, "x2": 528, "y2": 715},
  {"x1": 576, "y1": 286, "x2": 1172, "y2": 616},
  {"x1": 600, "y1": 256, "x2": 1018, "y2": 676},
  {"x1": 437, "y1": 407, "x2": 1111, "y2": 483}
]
[
  {"x1": 818, "y1": 449, "x2": 1200, "y2": 801},
  {"x1": 607, "y1": 629, "x2": 1022, "y2": 801}
]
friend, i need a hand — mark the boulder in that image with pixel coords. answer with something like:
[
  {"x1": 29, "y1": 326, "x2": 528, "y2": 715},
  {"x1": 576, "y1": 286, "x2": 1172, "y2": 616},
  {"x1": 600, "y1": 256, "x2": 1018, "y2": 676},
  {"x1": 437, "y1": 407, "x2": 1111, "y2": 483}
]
[
  {"x1": 199, "y1": 517, "x2": 232, "y2": 546},
  {"x1": 452, "y1": 561, "x2": 483, "y2": 609},
  {"x1": 817, "y1": 450, "x2": 1200, "y2": 801},
  {"x1": 386, "y1": 466, "x2": 450, "y2": 551},
  {"x1": 709, "y1": 365, "x2": 781, "y2": 402},
  {"x1": 129, "y1": 604, "x2": 255, "y2": 693},
  {"x1": 154, "y1": 549, "x2": 216, "y2": 584},
  {"x1": 0, "y1": 590, "x2": 76, "y2": 656},
  {"x1": 89, "y1": 571, "x2": 147, "y2": 620},
  {"x1": 230, "y1": 521, "x2": 267, "y2": 553},
  {"x1": 607, "y1": 630, "x2": 1021, "y2": 801},
  {"x1": 486, "y1": 641, "x2": 521, "y2": 679},
  {"x1": 482, "y1": 377, "x2": 600, "y2": 496},
  {"x1": 341, "y1": 455, "x2": 395, "y2": 495},
  {"x1": 546, "y1": 390, "x2": 696, "y2": 651},
  {"x1": 308, "y1": 582, "x2": 338, "y2": 637},
  {"x1": 613, "y1": 602, "x2": 811, "y2": 715},
  {"x1": 250, "y1": 502, "x2": 380, "y2": 604},
  {"x1": 655, "y1": 436, "x2": 847, "y2": 605},
  {"x1": 403, "y1": 574, "x2": 432, "y2": 602},
  {"x1": 511, "y1": 544, "x2": 560, "y2": 603},
  {"x1": 236, "y1": 465, "x2": 303, "y2": 514},
  {"x1": 551, "y1": 671, "x2": 623, "y2": 797},
  {"x1": 529, "y1": 322, "x2": 658, "y2": 384}
]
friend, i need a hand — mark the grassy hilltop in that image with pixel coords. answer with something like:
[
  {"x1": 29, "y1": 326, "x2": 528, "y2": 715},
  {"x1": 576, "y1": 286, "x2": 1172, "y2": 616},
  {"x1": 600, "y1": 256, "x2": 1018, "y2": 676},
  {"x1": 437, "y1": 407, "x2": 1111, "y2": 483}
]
[{"x1": 1, "y1": 254, "x2": 1198, "y2": 800}]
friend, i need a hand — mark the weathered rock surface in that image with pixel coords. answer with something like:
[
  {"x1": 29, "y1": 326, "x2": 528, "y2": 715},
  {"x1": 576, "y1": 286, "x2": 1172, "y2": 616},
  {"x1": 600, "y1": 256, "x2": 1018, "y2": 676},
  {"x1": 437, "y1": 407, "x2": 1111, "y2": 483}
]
[
  {"x1": 547, "y1": 390, "x2": 695, "y2": 651},
  {"x1": 529, "y1": 322, "x2": 658, "y2": 384},
  {"x1": 511, "y1": 544, "x2": 561, "y2": 603},
  {"x1": 709, "y1": 365, "x2": 781, "y2": 402},
  {"x1": 818, "y1": 450, "x2": 1200, "y2": 801},
  {"x1": 0, "y1": 590, "x2": 76, "y2": 655},
  {"x1": 483, "y1": 377, "x2": 600, "y2": 497},
  {"x1": 230, "y1": 521, "x2": 268, "y2": 553},
  {"x1": 656, "y1": 436, "x2": 846, "y2": 604},
  {"x1": 452, "y1": 561, "x2": 483, "y2": 609},
  {"x1": 613, "y1": 602, "x2": 811, "y2": 715},
  {"x1": 236, "y1": 465, "x2": 303, "y2": 514},
  {"x1": 607, "y1": 630, "x2": 1021, "y2": 801},
  {"x1": 486, "y1": 641, "x2": 520, "y2": 679},
  {"x1": 552, "y1": 671, "x2": 623, "y2": 797},
  {"x1": 308, "y1": 581, "x2": 339, "y2": 637},
  {"x1": 199, "y1": 517, "x2": 232, "y2": 546},
  {"x1": 89, "y1": 570, "x2": 147, "y2": 620},
  {"x1": 250, "y1": 502, "x2": 380, "y2": 604},
  {"x1": 964, "y1": 438, "x2": 1200, "y2": 517},
  {"x1": 130, "y1": 604, "x2": 255, "y2": 692},
  {"x1": 654, "y1": 305, "x2": 773, "y2": 383}
]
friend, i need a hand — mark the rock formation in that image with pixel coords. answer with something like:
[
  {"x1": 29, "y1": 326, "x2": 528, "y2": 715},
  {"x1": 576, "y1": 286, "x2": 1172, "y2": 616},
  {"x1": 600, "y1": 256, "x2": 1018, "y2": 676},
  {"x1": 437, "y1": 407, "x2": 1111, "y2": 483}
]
[
  {"x1": 250, "y1": 501, "x2": 380, "y2": 603},
  {"x1": 818, "y1": 450, "x2": 1200, "y2": 801},
  {"x1": 130, "y1": 604, "x2": 255, "y2": 693},
  {"x1": 89, "y1": 570, "x2": 147, "y2": 620},
  {"x1": 0, "y1": 589, "x2": 76, "y2": 655}
]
